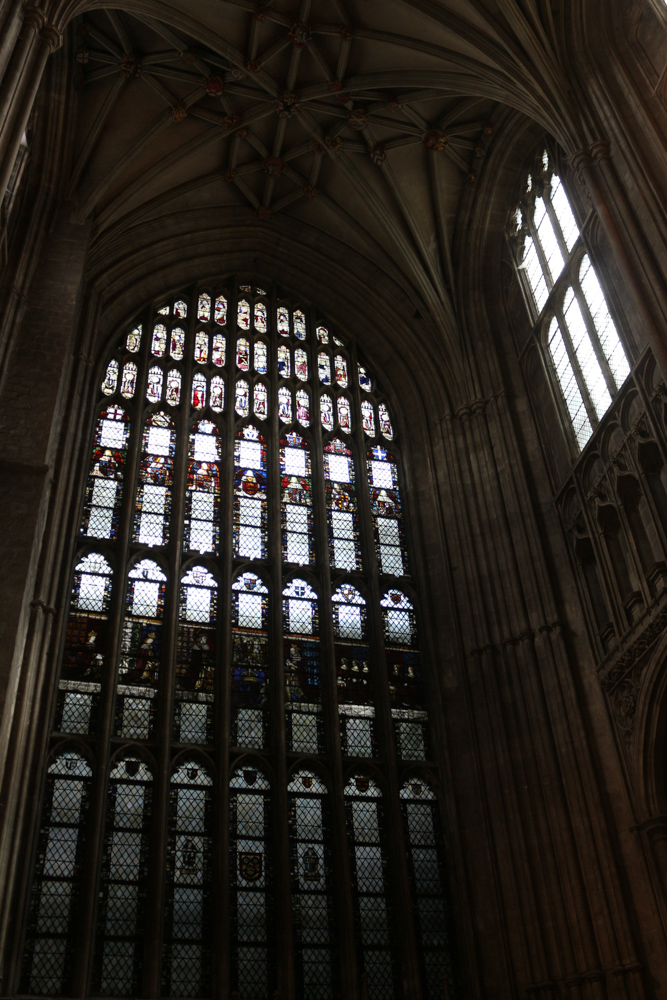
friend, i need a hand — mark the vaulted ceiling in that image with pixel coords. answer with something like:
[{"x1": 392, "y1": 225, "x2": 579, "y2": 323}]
[{"x1": 59, "y1": 0, "x2": 597, "y2": 358}]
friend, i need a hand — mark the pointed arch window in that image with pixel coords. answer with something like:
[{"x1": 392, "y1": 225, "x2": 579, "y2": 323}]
[
  {"x1": 509, "y1": 149, "x2": 631, "y2": 449},
  {"x1": 22, "y1": 281, "x2": 457, "y2": 1000}
]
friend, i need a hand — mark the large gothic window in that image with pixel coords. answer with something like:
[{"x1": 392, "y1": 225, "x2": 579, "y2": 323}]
[
  {"x1": 509, "y1": 149, "x2": 631, "y2": 450},
  {"x1": 21, "y1": 281, "x2": 456, "y2": 1000}
]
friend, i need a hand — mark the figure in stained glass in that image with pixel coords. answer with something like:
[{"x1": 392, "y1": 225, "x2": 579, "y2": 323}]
[
  {"x1": 236, "y1": 379, "x2": 250, "y2": 417},
  {"x1": 194, "y1": 330, "x2": 209, "y2": 364},
  {"x1": 296, "y1": 389, "x2": 310, "y2": 426},
  {"x1": 192, "y1": 373, "x2": 207, "y2": 409},
  {"x1": 146, "y1": 366, "x2": 163, "y2": 402},
  {"x1": 254, "y1": 382, "x2": 268, "y2": 419},
  {"x1": 255, "y1": 340, "x2": 268, "y2": 373},
  {"x1": 321, "y1": 393, "x2": 334, "y2": 431},
  {"x1": 212, "y1": 332, "x2": 226, "y2": 366},
  {"x1": 334, "y1": 355, "x2": 348, "y2": 387},
  {"x1": 173, "y1": 300, "x2": 187, "y2": 318},
  {"x1": 210, "y1": 376, "x2": 224, "y2": 412},
  {"x1": 126, "y1": 325, "x2": 142, "y2": 352},
  {"x1": 170, "y1": 327, "x2": 185, "y2": 360},
  {"x1": 378, "y1": 402, "x2": 393, "y2": 439},
  {"x1": 338, "y1": 396, "x2": 352, "y2": 433},
  {"x1": 361, "y1": 400, "x2": 376, "y2": 437},
  {"x1": 101, "y1": 359, "x2": 118, "y2": 395},
  {"x1": 294, "y1": 310, "x2": 306, "y2": 340},
  {"x1": 236, "y1": 338, "x2": 250, "y2": 371},
  {"x1": 121, "y1": 361, "x2": 137, "y2": 398},
  {"x1": 358, "y1": 364, "x2": 372, "y2": 392},
  {"x1": 215, "y1": 294, "x2": 227, "y2": 325},
  {"x1": 295, "y1": 348, "x2": 308, "y2": 381},
  {"x1": 278, "y1": 387, "x2": 292, "y2": 423},
  {"x1": 198, "y1": 292, "x2": 211, "y2": 322},
  {"x1": 318, "y1": 352, "x2": 331, "y2": 384},
  {"x1": 237, "y1": 299, "x2": 250, "y2": 330},
  {"x1": 277, "y1": 305, "x2": 290, "y2": 336},
  {"x1": 152, "y1": 323, "x2": 167, "y2": 356},
  {"x1": 254, "y1": 301, "x2": 268, "y2": 333},
  {"x1": 277, "y1": 345, "x2": 291, "y2": 379},
  {"x1": 166, "y1": 369, "x2": 181, "y2": 406},
  {"x1": 316, "y1": 325, "x2": 329, "y2": 344}
]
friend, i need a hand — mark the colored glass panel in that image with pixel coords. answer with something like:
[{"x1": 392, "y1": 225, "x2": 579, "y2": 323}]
[
  {"x1": 146, "y1": 366, "x2": 163, "y2": 403},
  {"x1": 126, "y1": 326, "x2": 142, "y2": 353},
  {"x1": 80, "y1": 405, "x2": 129, "y2": 541},
  {"x1": 277, "y1": 305, "x2": 290, "y2": 336},
  {"x1": 316, "y1": 326, "x2": 329, "y2": 344},
  {"x1": 121, "y1": 362, "x2": 137, "y2": 398},
  {"x1": 294, "y1": 310, "x2": 306, "y2": 340},
  {"x1": 338, "y1": 396, "x2": 352, "y2": 433},
  {"x1": 317, "y1": 352, "x2": 331, "y2": 385},
  {"x1": 296, "y1": 390, "x2": 310, "y2": 427},
  {"x1": 198, "y1": 292, "x2": 211, "y2": 322},
  {"x1": 254, "y1": 382, "x2": 268, "y2": 420},
  {"x1": 173, "y1": 300, "x2": 188, "y2": 319},
  {"x1": 378, "y1": 404, "x2": 393, "y2": 440},
  {"x1": 362, "y1": 400, "x2": 376, "y2": 437},
  {"x1": 171, "y1": 327, "x2": 185, "y2": 360},
  {"x1": 235, "y1": 379, "x2": 250, "y2": 417},
  {"x1": 212, "y1": 333, "x2": 226, "y2": 367},
  {"x1": 194, "y1": 330, "x2": 209, "y2": 365},
  {"x1": 237, "y1": 338, "x2": 250, "y2": 371},
  {"x1": 152, "y1": 323, "x2": 167, "y2": 357},
  {"x1": 234, "y1": 426, "x2": 267, "y2": 560},
  {"x1": 214, "y1": 295, "x2": 227, "y2": 325},
  {"x1": 254, "y1": 301, "x2": 268, "y2": 333},
  {"x1": 166, "y1": 369, "x2": 181, "y2": 406},
  {"x1": 101, "y1": 359, "x2": 118, "y2": 395},
  {"x1": 278, "y1": 387, "x2": 292, "y2": 423},
  {"x1": 192, "y1": 373, "x2": 207, "y2": 410},
  {"x1": 278, "y1": 345, "x2": 291, "y2": 379},
  {"x1": 255, "y1": 340, "x2": 268, "y2": 374},
  {"x1": 334, "y1": 355, "x2": 348, "y2": 387},
  {"x1": 184, "y1": 420, "x2": 221, "y2": 556},
  {"x1": 237, "y1": 299, "x2": 250, "y2": 330},
  {"x1": 210, "y1": 376, "x2": 224, "y2": 413},
  {"x1": 281, "y1": 434, "x2": 314, "y2": 567}
]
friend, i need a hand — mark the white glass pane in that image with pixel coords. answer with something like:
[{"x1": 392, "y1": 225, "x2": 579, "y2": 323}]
[
  {"x1": 371, "y1": 461, "x2": 393, "y2": 488},
  {"x1": 193, "y1": 433, "x2": 218, "y2": 462},
  {"x1": 284, "y1": 448, "x2": 307, "y2": 476},
  {"x1": 137, "y1": 513, "x2": 164, "y2": 546},
  {"x1": 333, "y1": 539, "x2": 356, "y2": 570},
  {"x1": 579, "y1": 256, "x2": 630, "y2": 389},
  {"x1": 239, "y1": 441, "x2": 262, "y2": 469},
  {"x1": 238, "y1": 593, "x2": 263, "y2": 629},
  {"x1": 380, "y1": 546, "x2": 404, "y2": 576},
  {"x1": 286, "y1": 505, "x2": 308, "y2": 530},
  {"x1": 548, "y1": 320, "x2": 593, "y2": 449},
  {"x1": 287, "y1": 534, "x2": 309, "y2": 565},
  {"x1": 192, "y1": 493, "x2": 214, "y2": 520},
  {"x1": 189, "y1": 521, "x2": 214, "y2": 553},
  {"x1": 147, "y1": 427, "x2": 171, "y2": 456},
  {"x1": 289, "y1": 599, "x2": 311, "y2": 633},
  {"x1": 132, "y1": 580, "x2": 159, "y2": 617},
  {"x1": 239, "y1": 498, "x2": 262, "y2": 525},
  {"x1": 534, "y1": 196, "x2": 564, "y2": 282},
  {"x1": 331, "y1": 511, "x2": 354, "y2": 538},
  {"x1": 327, "y1": 455, "x2": 350, "y2": 483},
  {"x1": 563, "y1": 289, "x2": 612, "y2": 419},
  {"x1": 186, "y1": 588, "x2": 211, "y2": 623},
  {"x1": 239, "y1": 525, "x2": 262, "y2": 559},
  {"x1": 338, "y1": 605, "x2": 362, "y2": 638},
  {"x1": 78, "y1": 573, "x2": 105, "y2": 612},
  {"x1": 100, "y1": 419, "x2": 125, "y2": 449},
  {"x1": 522, "y1": 238, "x2": 549, "y2": 312},
  {"x1": 387, "y1": 609, "x2": 411, "y2": 643},
  {"x1": 550, "y1": 177, "x2": 579, "y2": 252}
]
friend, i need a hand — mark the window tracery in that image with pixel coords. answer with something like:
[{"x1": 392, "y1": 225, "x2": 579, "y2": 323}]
[
  {"x1": 21, "y1": 280, "x2": 455, "y2": 1000},
  {"x1": 509, "y1": 149, "x2": 631, "y2": 449}
]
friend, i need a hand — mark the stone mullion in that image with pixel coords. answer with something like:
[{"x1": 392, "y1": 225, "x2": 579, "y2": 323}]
[
  {"x1": 72, "y1": 302, "x2": 153, "y2": 997},
  {"x1": 214, "y1": 279, "x2": 236, "y2": 1000},
  {"x1": 308, "y1": 310, "x2": 359, "y2": 1000},
  {"x1": 348, "y1": 340, "x2": 421, "y2": 1000},
  {"x1": 461, "y1": 406, "x2": 557, "y2": 988},
  {"x1": 603, "y1": 467, "x2": 652, "y2": 607},
  {"x1": 268, "y1": 285, "x2": 293, "y2": 1000},
  {"x1": 143, "y1": 289, "x2": 195, "y2": 997}
]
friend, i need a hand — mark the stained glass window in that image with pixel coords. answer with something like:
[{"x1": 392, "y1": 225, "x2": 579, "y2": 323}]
[
  {"x1": 212, "y1": 332, "x2": 225, "y2": 366},
  {"x1": 231, "y1": 574, "x2": 269, "y2": 748},
  {"x1": 171, "y1": 327, "x2": 185, "y2": 360},
  {"x1": 21, "y1": 752, "x2": 94, "y2": 995},
  {"x1": 134, "y1": 412, "x2": 175, "y2": 547},
  {"x1": 294, "y1": 310, "x2": 306, "y2": 339},
  {"x1": 92, "y1": 758, "x2": 153, "y2": 995},
  {"x1": 281, "y1": 434, "x2": 314, "y2": 567},
  {"x1": 174, "y1": 568, "x2": 218, "y2": 743},
  {"x1": 368, "y1": 447, "x2": 408, "y2": 578},
  {"x1": 288, "y1": 771, "x2": 336, "y2": 997},
  {"x1": 120, "y1": 362, "x2": 137, "y2": 398},
  {"x1": 27, "y1": 281, "x2": 448, "y2": 1000},
  {"x1": 102, "y1": 359, "x2": 118, "y2": 395},
  {"x1": 324, "y1": 439, "x2": 361, "y2": 571},
  {"x1": 194, "y1": 331, "x2": 208, "y2": 364},
  {"x1": 230, "y1": 768, "x2": 274, "y2": 998},
  {"x1": 197, "y1": 292, "x2": 211, "y2": 322},
  {"x1": 214, "y1": 294, "x2": 227, "y2": 325},
  {"x1": 184, "y1": 421, "x2": 220, "y2": 556},
  {"x1": 344, "y1": 775, "x2": 397, "y2": 998},
  {"x1": 162, "y1": 762, "x2": 213, "y2": 997},
  {"x1": 152, "y1": 323, "x2": 167, "y2": 356},
  {"x1": 400, "y1": 781, "x2": 452, "y2": 1000},
  {"x1": 55, "y1": 553, "x2": 113, "y2": 736},
  {"x1": 296, "y1": 389, "x2": 310, "y2": 426},
  {"x1": 510, "y1": 148, "x2": 631, "y2": 450},
  {"x1": 146, "y1": 366, "x2": 163, "y2": 402},
  {"x1": 81, "y1": 405, "x2": 129, "y2": 540},
  {"x1": 234, "y1": 426, "x2": 267, "y2": 560},
  {"x1": 126, "y1": 325, "x2": 141, "y2": 352}
]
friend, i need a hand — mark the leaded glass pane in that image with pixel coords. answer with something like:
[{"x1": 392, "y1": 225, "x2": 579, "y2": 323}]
[
  {"x1": 579, "y1": 255, "x2": 630, "y2": 389},
  {"x1": 547, "y1": 318, "x2": 593, "y2": 448},
  {"x1": 563, "y1": 288, "x2": 611, "y2": 419}
]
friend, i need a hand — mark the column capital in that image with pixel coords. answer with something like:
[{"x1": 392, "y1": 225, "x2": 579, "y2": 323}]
[
  {"x1": 569, "y1": 148, "x2": 593, "y2": 181},
  {"x1": 39, "y1": 23, "x2": 62, "y2": 51},
  {"x1": 589, "y1": 139, "x2": 611, "y2": 164},
  {"x1": 20, "y1": 4, "x2": 44, "y2": 33}
]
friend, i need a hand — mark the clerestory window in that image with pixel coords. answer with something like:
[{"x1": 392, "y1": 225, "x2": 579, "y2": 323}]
[
  {"x1": 20, "y1": 280, "x2": 456, "y2": 1000},
  {"x1": 509, "y1": 149, "x2": 631, "y2": 450}
]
